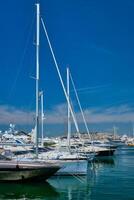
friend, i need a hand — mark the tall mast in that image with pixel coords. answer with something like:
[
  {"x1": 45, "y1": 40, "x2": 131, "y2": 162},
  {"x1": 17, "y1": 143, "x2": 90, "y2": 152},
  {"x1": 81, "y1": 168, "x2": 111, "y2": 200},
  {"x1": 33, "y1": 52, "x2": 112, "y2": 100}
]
[
  {"x1": 67, "y1": 67, "x2": 71, "y2": 148},
  {"x1": 35, "y1": 3, "x2": 40, "y2": 157},
  {"x1": 41, "y1": 91, "x2": 44, "y2": 147}
]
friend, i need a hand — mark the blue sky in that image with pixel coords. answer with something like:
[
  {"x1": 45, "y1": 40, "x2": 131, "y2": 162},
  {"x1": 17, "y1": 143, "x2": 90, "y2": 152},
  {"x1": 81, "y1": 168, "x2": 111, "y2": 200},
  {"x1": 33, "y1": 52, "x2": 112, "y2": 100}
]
[{"x1": 0, "y1": 0, "x2": 134, "y2": 135}]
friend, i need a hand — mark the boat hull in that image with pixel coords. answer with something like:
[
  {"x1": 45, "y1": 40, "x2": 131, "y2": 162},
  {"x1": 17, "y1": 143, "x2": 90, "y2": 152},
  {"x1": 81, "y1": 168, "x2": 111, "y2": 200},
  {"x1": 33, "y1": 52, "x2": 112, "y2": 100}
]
[
  {"x1": 0, "y1": 161, "x2": 60, "y2": 182},
  {"x1": 95, "y1": 149, "x2": 115, "y2": 157},
  {"x1": 55, "y1": 160, "x2": 87, "y2": 176}
]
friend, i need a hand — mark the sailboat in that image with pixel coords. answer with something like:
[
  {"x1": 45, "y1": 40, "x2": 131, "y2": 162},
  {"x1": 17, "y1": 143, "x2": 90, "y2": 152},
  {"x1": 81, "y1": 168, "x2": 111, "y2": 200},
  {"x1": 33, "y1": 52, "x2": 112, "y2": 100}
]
[
  {"x1": 1, "y1": 3, "x2": 88, "y2": 177},
  {"x1": 36, "y1": 67, "x2": 88, "y2": 175},
  {"x1": 0, "y1": 3, "x2": 61, "y2": 182}
]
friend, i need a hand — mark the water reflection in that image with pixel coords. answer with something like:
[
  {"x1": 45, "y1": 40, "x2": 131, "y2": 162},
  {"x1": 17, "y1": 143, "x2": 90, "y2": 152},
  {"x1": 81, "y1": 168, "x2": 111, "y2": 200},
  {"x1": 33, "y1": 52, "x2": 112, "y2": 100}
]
[
  {"x1": 87, "y1": 157, "x2": 115, "y2": 182},
  {"x1": 94, "y1": 157, "x2": 115, "y2": 166},
  {"x1": 0, "y1": 181, "x2": 59, "y2": 200},
  {"x1": 0, "y1": 159, "x2": 115, "y2": 200},
  {"x1": 118, "y1": 146, "x2": 134, "y2": 155},
  {"x1": 49, "y1": 176, "x2": 92, "y2": 200},
  {"x1": 49, "y1": 157, "x2": 115, "y2": 200}
]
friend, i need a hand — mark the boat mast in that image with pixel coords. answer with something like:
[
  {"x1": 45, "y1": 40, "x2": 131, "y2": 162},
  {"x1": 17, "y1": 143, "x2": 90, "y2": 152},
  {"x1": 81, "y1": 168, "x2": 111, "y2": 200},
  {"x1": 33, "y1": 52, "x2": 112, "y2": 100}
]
[
  {"x1": 35, "y1": 3, "x2": 40, "y2": 157},
  {"x1": 41, "y1": 91, "x2": 44, "y2": 147},
  {"x1": 69, "y1": 70, "x2": 92, "y2": 141},
  {"x1": 67, "y1": 67, "x2": 71, "y2": 148}
]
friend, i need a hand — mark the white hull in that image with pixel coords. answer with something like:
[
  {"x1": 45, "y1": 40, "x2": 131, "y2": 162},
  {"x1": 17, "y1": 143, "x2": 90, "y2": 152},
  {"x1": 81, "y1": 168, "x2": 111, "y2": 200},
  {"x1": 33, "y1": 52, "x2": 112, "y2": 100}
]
[{"x1": 55, "y1": 160, "x2": 88, "y2": 176}]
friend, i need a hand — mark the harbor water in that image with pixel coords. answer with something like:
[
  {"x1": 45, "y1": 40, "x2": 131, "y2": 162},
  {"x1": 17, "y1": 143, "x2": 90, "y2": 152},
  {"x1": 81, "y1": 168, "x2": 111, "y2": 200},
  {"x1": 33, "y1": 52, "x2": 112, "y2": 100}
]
[{"x1": 0, "y1": 147, "x2": 133, "y2": 200}]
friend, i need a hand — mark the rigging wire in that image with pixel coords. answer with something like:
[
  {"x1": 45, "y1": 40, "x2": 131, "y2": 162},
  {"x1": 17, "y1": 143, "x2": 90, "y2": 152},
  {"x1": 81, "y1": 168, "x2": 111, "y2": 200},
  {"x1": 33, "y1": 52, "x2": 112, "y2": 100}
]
[
  {"x1": 8, "y1": 13, "x2": 35, "y2": 100},
  {"x1": 41, "y1": 17, "x2": 80, "y2": 134},
  {"x1": 69, "y1": 70, "x2": 92, "y2": 141}
]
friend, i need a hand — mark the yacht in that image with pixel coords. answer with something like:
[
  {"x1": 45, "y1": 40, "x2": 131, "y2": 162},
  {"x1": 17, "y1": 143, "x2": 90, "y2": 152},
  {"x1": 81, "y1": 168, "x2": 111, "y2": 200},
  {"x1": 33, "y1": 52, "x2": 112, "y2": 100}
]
[
  {"x1": 0, "y1": 160, "x2": 60, "y2": 182},
  {"x1": 0, "y1": 4, "x2": 61, "y2": 182}
]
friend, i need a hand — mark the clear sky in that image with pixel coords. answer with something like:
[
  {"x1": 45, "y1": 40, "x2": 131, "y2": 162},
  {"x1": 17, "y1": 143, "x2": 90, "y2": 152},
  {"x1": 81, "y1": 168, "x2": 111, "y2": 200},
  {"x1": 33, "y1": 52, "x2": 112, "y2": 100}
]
[{"x1": 0, "y1": 0, "x2": 134, "y2": 135}]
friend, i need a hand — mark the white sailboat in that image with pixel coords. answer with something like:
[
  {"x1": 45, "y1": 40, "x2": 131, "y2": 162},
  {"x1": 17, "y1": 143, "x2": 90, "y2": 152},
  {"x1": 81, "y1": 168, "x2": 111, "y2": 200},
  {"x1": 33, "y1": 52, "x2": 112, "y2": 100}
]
[
  {"x1": 37, "y1": 66, "x2": 88, "y2": 175},
  {"x1": 1, "y1": 3, "x2": 88, "y2": 176},
  {"x1": 0, "y1": 3, "x2": 61, "y2": 182}
]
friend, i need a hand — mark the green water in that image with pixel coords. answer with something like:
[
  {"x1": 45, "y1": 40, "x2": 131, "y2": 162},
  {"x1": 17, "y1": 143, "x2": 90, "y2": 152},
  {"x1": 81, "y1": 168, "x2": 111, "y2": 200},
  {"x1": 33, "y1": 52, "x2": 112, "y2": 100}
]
[{"x1": 0, "y1": 147, "x2": 133, "y2": 200}]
